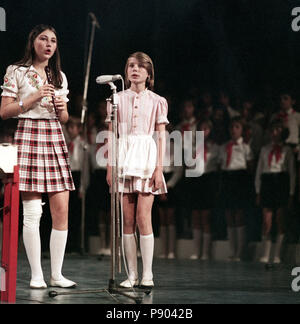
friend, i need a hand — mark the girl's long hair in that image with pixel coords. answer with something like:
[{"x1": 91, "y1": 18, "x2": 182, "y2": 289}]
[
  {"x1": 125, "y1": 52, "x2": 155, "y2": 91},
  {"x1": 15, "y1": 24, "x2": 63, "y2": 89}
]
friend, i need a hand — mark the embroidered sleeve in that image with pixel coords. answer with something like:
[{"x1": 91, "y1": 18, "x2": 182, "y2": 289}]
[{"x1": 1, "y1": 65, "x2": 19, "y2": 98}]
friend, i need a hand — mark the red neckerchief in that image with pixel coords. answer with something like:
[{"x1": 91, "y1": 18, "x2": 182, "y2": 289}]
[
  {"x1": 268, "y1": 144, "x2": 282, "y2": 167},
  {"x1": 277, "y1": 109, "x2": 295, "y2": 122},
  {"x1": 226, "y1": 140, "x2": 238, "y2": 167}
]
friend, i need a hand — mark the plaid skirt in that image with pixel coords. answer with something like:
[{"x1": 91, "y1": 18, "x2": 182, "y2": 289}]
[{"x1": 14, "y1": 119, "x2": 75, "y2": 193}]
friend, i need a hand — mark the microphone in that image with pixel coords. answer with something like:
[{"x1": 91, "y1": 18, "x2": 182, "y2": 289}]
[
  {"x1": 96, "y1": 75, "x2": 123, "y2": 84},
  {"x1": 89, "y1": 12, "x2": 101, "y2": 29}
]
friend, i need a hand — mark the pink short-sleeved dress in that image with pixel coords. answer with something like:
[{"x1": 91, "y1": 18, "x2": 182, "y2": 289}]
[{"x1": 106, "y1": 89, "x2": 169, "y2": 195}]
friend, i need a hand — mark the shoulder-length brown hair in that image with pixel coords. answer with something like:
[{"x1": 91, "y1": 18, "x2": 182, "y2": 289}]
[
  {"x1": 125, "y1": 52, "x2": 155, "y2": 91},
  {"x1": 15, "y1": 24, "x2": 63, "y2": 89}
]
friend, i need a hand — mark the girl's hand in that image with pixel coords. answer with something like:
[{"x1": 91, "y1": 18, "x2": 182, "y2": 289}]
[
  {"x1": 54, "y1": 96, "x2": 67, "y2": 114},
  {"x1": 35, "y1": 84, "x2": 55, "y2": 101},
  {"x1": 149, "y1": 168, "x2": 164, "y2": 192}
]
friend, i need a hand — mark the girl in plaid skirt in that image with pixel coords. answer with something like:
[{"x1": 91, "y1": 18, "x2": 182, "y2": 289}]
[{"x1": 0, "y1": 25, "x2": 76, "y2": 289}]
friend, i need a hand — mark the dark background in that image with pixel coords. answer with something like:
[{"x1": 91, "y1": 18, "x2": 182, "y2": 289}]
[
  {"x1": 1, "y1": 0, "x2": 300, "y2": 109},
  {"x1": 1, "y1": 0, "x2": 300, "y2": 246}
]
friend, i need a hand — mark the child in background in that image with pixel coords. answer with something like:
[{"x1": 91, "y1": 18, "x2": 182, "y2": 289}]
[
  {"x1": 89, "y1": 100, "x2": 111, "y2": 256},
  {"x1": 177, "y1": 98, "x2": 198, "y2": 137},
  {"x1": 190, "y1": 119, "x2": 219, "y2": 260},
  {"x1": 219, "y1": 91, "x2": 240, "y2": 119},
  {"x1": 211, "y1": 105, "x2": 231, "y2": 145},
  {"x1": 272, "y1": 91, "x2": 300, "y2": 147},
  {"x1": 176, "y1": 98, "x2": 198, "y2": 238},
  {"x1": 241, "y1": 97, "x2": 264, "y2": 162},
  {"x1": 157, "y1": 123, "x2": 183, "y2": 259},
  {"x1": 219, "y1": 117, "x2": 253, "y2": 261},
  {"x1": 256, "y1": 122, "x2": 295, "y2": 264},
  {"x1": 65, "y1": 116, "x2": 86, "y2": 253}
]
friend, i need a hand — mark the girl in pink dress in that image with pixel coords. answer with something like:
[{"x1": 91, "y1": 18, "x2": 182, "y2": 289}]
[{"x1": 106, "y1": 52, "x2": 169, "y2": 288}]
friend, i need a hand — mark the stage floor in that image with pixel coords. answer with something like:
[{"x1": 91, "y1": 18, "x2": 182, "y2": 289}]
[{"x1": 15, "y1": 255, "x2": 299, "y2": 304}]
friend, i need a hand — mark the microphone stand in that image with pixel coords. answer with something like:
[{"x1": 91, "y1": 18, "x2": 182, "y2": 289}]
[
  {"x1": 79, "y1": 12, "x2": 100, "y2": 256},
  {"x1": 49, "y1": 82, "x2": 151, "y2": 304}
]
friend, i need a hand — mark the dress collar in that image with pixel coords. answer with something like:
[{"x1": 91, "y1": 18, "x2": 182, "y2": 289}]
[{"x1": 128, "y1": 88, "x2": 148, "y2": 96}]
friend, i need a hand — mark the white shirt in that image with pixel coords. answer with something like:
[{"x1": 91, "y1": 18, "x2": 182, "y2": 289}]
[
  {"x1": 68, "y1": 136, "x2": 85, "y2": 172},
  {"x1": 191, "y1": 140, "x2": 220, "y2": 174},
  {"x1": 271, "y1": 108, "x2": 300, "y2": 145},
  {"x1": 220, "y1": 137, "x2": 252, "y2": 171},
  {"x1": 1, "y1": 65, "x2": 69, "y2": 119},
  {"x1": 255, "y1": 143, "x2": 296, "y2": 195},
  {"x1": 204, "y1": 142, "x2": 220, "y2": 174}
]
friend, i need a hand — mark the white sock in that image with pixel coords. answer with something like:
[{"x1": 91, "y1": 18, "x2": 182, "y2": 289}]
[
  {"x1": 227, "y1": 227, "x2": 236, "y2": 258},
  {"x1": 236, "y1": 226, "x2": 246, "y2": 258},
  {"x1": 202, "y1": 233, "x2": 211, "y2": 258},
  {"x1": 168, "y1": 225, "x2": 176, "y2": 255},
  {"x1": 140, "y1": 234, "x2": 154, "y2": 281},
  {"x1": 159, "y1": 226, "x2": 167, "y2": 256},
  {"x1": 22, "y1": 200, "x2": 44, "y2": 282},
  {"x1": 261, "y1": 235, "x2": 272, "y2": 260},
  {"x1": 123, "y1": 234, "x2": 138, "y2": 280},
  {"x1": 50, "y1": 229, "x2": 68, "y2": 281},
  {"x1": 23, "y1": 226, "x2": 44, "y2": 281},
  {"x1": 274, "y1": 234, "x2": 284, "y2": 260},
  {"x1": 192, "y1": 229, "x2": 202, "y2": 257}
]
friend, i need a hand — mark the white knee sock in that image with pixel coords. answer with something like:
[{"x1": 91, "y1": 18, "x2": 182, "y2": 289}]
[
  {"x1": 274, "y1": 234, "x2": 284, "y2": 260},
  {"x1": 168, "y1": 225, "x2": 176, "y2": 255},
  {"x1": 159, "y1": 226, "x2": 167, "y2": 256},
  {"x1": 192, "y1": 229, "x2": 202, "y2": 257},
  {"x1": 22, "y1": 200, "x2": 44, "y2": 282},
  {"x1": 261, "y1": 235, "x2": 272, "y2": 261},
  {"x1": 236, "y1": 226, "x2": 246, "y2": 258},
  {"x1": 50, "y1": 229, "x2": 68, "y2": 281},
  {"x1": 123, "y1": 234, "x2": 138, "y2": 280},
  {"x1": 202, "y1": 233, "x2": 211, "y2": 259},
  {"x1": 140, "y1": 234, "x2": 154, "y2": 281},
  {"x1": 227, "y1": 227, "x2": 236, "y2": 258}
]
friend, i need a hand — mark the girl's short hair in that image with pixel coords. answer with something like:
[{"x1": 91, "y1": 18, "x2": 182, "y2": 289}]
[
  {"x1": 199, "y1": 118, "x2": 213, "y2": 131},
  {"x1": 230, "y1": 116, "x2": 244, "y2": 128},
  {"x1": 269, "y1": 121, "x2": 290, "y2": 142},
  {"x1": 125, "y1": 52, "x2": 155, "y2": 90}
]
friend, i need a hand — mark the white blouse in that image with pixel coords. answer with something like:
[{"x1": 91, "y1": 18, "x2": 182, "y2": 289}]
[
  {"x1": 219, "y1": 137, "x2": 253, "y2": 171},
  {"x1": 1, "y1": 65, "x2": 69, "y2": 119}
]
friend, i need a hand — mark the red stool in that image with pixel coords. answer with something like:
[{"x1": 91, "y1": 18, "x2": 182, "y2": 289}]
[{"x1": 0, "y1": 165, "x2": 20, "y2": 304}]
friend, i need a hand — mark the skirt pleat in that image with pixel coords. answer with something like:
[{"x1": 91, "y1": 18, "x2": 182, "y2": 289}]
[{"x1": 14, "y1": 119, "x2": 75, "y2": 193}]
